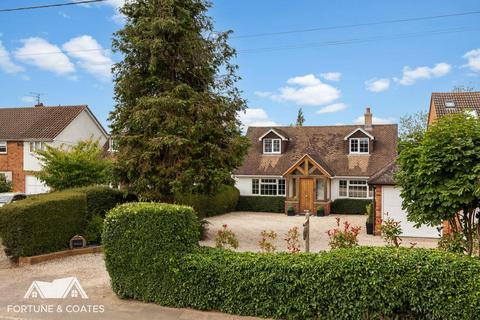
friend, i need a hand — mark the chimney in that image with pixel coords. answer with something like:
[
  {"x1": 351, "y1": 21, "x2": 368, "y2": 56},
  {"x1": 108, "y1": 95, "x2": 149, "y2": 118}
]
[
  {"x1": 34, "y1": 103, "x2": 44, "y2": 108},
  {"x1": 364, "y1": 107, "x2": 372, "y2": 130}
]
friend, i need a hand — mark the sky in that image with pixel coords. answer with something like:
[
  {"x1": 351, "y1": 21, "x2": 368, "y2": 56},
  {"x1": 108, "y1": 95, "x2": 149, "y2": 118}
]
[{"x1": 0, "y1": 0, "x2": 479, "y2": 131}]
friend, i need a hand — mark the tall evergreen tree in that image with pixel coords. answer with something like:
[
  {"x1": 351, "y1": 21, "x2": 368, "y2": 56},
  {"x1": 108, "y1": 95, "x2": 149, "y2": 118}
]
[
  {"x1": 109, "y1": 0, "x2": 249, "y2": 199},
  {"x1": 296, "y1": 108, "x2": 305, "y2": 126}
]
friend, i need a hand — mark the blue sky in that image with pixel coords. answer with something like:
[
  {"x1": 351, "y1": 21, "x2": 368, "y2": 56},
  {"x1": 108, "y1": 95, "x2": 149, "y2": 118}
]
[{"x1": 0, "y1": 0, "x2": 479, "y2": 131}]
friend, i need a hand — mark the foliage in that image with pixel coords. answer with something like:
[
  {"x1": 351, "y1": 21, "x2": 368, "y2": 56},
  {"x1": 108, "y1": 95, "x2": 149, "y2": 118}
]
[
  {"x1": 327, "y1": 218, "x2": 361, "y2": 249},
  {"x1": 381, "y1": 217, "x2": 403, "y2": 247},
  {"x1": 0, "y1": 190, "x2": 87, "y2": 259},
  {"x1": 296, "y1": 107, "x2": 305, "y2": 126},
  {"x1": 214, "y1": 224, "x2": 238, "y2": 250},
  {"x1": 398, "y1": 110, "x2": 428, "y2": 142},
  {"x1": 317, "y1": 206, "x2": 325, "y2": 216},
  {"x1": 109, "y1": 0, "x2": 250, "y2": 200},
  {"x1": 35, "y1": 140, "x2": 112, "y2": 191},
  {"x1": 84, "y1": 215, "x2": 104, "y2": 245},
  {"x1": 104, "y1": 210, "x2": 480, "y2": 320},
  {"x1": 236, "y1": 196, "x2": 285, "y2": 213},
  {"x1": 396, "y1": 113, "x2": 480, "y2": 255},
  {"x1": 0, "y1": 174, "x2": 12, "y2": 193},
  {"x1": 365, "y1": 202, "x2": 373, "y2": 223},
  {"x1": 438, "y1": 232, "x2": 467, "y2": 254},
  {"x1": 258, "y1": 230, "x2": 277, "y2": 253},
  {"x1": 103, "y1": 202, "x2": 199, "y2": 301},
  {"x1": 0, "y1": 186, "x2": 130, "y2": 258},
  {"x1": 284, "y1": 227, "x2": 301, "y2": 253},
  {"x1": 198, "y1": 218, "x2": 210, "y2": 241},
  {"x1": 331, "y1": 199, "x2": 372, "y2": 214},
  {"x1": 175, "y1": 185, "x2": 239, "y2": 218}
]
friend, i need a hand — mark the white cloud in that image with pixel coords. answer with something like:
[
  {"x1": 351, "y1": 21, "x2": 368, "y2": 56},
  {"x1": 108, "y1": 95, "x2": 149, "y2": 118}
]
[
  {"x1": 238, "y1": 108, "x2": 279, "y2": 128},
  {"x1": 63, "y1": 35, "x2": 113, "y2": 80},
  {"x1": 395, "y1": 62, "x2": 451, "y2": 86},
  {"x1": 0, "y1": 41, "x2": 24, "y2": 74},
  {"x1": 272, "y1": 74, "x2": 340, "y2": 106},
  {"x1": 320, "y1": 72, "x2": 341, "y2": 82},
  {"x1": 463, "y1": 48, "x2": 480, "y2": 73},
  {"x1": 316, "y1": 103, "x2": 347, "y2": 114},
  {"x1": 254, "y1": 91, "x2": 273, "y2": 98},
  {"x1": 365, "y1": 78, "x2": 390, "y2": 92},
  {"x1": 15, "y1": 37, "x2": 75, "y2": 76},
  {"x1": 354, "y1": 116, "x2": 395, "y2": 124}
]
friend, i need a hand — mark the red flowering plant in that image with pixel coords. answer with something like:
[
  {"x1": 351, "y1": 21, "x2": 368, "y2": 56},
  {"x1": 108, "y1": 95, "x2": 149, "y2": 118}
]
[
  {"x1": 215, "y1": 224, "x2": 239, "y2": 250},
  {"x1": 327, "y1": 217, "x2": 362, "y2": 249},
  {"x1": 258, "y1": 230, "x2": 277, "y2": 253},
  {"x1": 285, "y1": 227, "x2": 301, "y2": 253}
]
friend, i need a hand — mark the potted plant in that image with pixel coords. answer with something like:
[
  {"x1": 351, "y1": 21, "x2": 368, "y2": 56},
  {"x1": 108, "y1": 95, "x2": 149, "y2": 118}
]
[
  {"x1": 365, "y1": 203, "x2": 374, "y2": 235},
  {"x1": 287, "y1": 206, "x2": 295, "y2": 216},
  {"x1": 317, "y1": 206, "x2": 325, "y2": 217}
]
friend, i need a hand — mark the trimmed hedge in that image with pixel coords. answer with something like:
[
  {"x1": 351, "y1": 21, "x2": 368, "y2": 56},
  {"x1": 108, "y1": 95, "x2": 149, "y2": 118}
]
[
  {"x1": 236, "y1": 196, "x2": 285, "y2": 213},
  {"x1": 0, "y1": 186, "x2": 132, "y2": 259},
  {"x1": 331, "y1": 199, "x2": 372, "y2": 214},
  {"x1": 104, "y1": 203, "x2": 480, "y2": 319},
  {"x1": 174, "y1": 185, "x2": 239, "y2": 218}
]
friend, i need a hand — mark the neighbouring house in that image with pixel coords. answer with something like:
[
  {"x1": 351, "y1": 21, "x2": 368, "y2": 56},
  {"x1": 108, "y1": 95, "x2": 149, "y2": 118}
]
[
  {"x1": 428, "y1": 91, "x2": 479, "y2": 124},
  {"x1": 234, "y1": 108, "x2": 397, "y2": 215},
  {"x1": 0, "y1": 104, "x2": 109, "y2": 194}
]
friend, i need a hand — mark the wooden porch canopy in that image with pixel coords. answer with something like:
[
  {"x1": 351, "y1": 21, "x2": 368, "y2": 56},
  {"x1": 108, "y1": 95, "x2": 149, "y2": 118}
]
[{"x1": 282, "y1": 154, "x2": 332, "y2": 177}]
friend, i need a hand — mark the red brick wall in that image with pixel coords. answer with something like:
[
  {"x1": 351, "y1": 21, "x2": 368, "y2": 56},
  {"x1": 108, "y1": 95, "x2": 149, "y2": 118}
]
[
  {"x1": 284, "y1": 200, "x2": 331, "y2": 215},
  {"x1": 0, "y1": 141, "x2": 25, "y2": 192},
  {"x1": 374, "y1": 185, "x2": 382, "y2": 235}
]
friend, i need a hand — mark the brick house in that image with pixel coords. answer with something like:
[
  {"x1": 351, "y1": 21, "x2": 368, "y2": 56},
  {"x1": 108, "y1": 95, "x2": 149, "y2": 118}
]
[
  {"x1": 233, "y1": 108, "x2": 397, "y2": 215},
  {"x1": 0, "y1": 104, "x2": 109, "y2": 194}
]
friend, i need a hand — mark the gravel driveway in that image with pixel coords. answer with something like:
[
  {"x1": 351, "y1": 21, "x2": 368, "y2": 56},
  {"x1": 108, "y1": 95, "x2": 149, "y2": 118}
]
[{"x1": 200, "y1": 212, "x2": 438, "y2": 252}]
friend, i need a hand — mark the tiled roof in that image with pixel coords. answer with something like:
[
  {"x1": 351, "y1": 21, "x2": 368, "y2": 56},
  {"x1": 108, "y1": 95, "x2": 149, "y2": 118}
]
[
  {"x1": 235, "y1": 125, "x2": 398, "y2": 177},
  {"x1": 368, "y1": 160, "x2": 397, "y2": 185},
  {"x1": 431, "y1": 92, "x2": 480, "y2": 118},
  {"x1": 0, "y1": 105, "x2": 87, "y2": 140}
]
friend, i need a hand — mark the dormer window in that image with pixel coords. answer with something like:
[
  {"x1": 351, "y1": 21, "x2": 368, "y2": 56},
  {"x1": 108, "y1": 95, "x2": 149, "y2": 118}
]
[
  {"x1": 263, "y1": 138, "x2": 281, "y2": 154},
  {"x1": 350, "y1": 138, "x2": 369, "y2": 154}
]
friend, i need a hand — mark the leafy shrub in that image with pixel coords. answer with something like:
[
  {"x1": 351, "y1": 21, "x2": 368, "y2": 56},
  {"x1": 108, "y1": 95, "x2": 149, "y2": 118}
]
[
  {"x1": 327, "y1": 217, "x2": 361, "y2": 249},
  {"x1": 0, "y1": 190, "x2": 87, "y2": 259},
  {"x1": 84, "y1": 215, "x2": 104, "y2": 244},
  {"x1": 236, "y1": 196, "x2": 285, "y2": 213},
  {"x1": 0, "y1": 174, "x2": 12, "y2": 192},
  {"x1": 214, "y1": 224, "x2": 239, "y2": 250},
  {"x1": 103, "y1": 202, "x2": 199, "y2": 300},
  {"x1": 284, "y1": 227, "x2": 301, "y2": 253},
  {"x1": 104, "y1": 209, "x2": 480, "y2": 320},
  {"x1": 258, "y1": 230, "x2": 277, "y2": 253},
  {"x1": 331, "y1": 199, "x2": 372, "y2": 214},
  {"x1": 438, "y1": 232, "x2": 466, "y2": 254},
  {"x1": 381, "y1": 218, "x2": 403, "y2": 247},
  {"x1": 175, "y1": 185, "x2": 239, "y2": 218},
  {"x1": 365, "y1": 202, "x2": 373, "y2": 223}
]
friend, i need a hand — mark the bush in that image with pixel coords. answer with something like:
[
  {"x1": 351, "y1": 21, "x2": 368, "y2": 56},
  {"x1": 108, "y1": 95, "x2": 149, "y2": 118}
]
[
  {"x1": 104, "y1": 202, "x2": 480, "y2": 319},
  {"x1": 175, "y1": 185, "x2": 239, "y2": 218},
  {"x1": 236, "y1": 196, "x2": 285, "y2": 213},
  {"x1": 0, "y1": 174, "x2": 12, "y2": 192},
  {"x1": 331, "y1": 199, "x2": 372, "y2": 214},
  {"x1": 0, "y1": 191, "x2": 87, "y2": 259},
  {"x1": 103, "y1": 202, "x2": 199, "y2": 301},
  {"x1": 0, "y1": 186, "x2": 133, "y2": 259}
]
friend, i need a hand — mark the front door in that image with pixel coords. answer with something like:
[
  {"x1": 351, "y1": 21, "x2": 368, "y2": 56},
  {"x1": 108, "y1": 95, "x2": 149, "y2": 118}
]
[{"x1": 299, "y1": 178, "x2": 314, "y2": 213}]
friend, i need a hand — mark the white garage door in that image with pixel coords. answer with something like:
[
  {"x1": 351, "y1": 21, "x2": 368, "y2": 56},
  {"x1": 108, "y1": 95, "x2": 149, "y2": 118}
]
[
  {"x1": 25, "y1": 175, "x2": 50, "y2": 195},
  {"x1": 382, "y1": 186, "x2": 439, "y2": 238}
]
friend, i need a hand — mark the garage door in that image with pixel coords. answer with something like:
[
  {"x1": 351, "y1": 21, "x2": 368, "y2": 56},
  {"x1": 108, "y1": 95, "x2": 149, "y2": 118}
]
[
  {"x1": 25, "y1": 175, "x2": 50, "y2": 195},
  {"x1": 382, "y1": 186, "x2": 439, "y2": 238}
]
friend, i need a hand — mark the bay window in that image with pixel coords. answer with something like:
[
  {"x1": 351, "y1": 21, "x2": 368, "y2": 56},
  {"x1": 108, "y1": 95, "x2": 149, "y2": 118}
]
[
  {"x1": 338, "y1": 179, "x2": 373, "y2": 198},
  {"x1": 252, "y1": 178, "x2": 285, "y2": 196}
]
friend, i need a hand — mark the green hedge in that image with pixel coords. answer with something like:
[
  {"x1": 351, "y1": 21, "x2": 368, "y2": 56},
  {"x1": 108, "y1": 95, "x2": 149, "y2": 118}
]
[
  {"x1": 331, "y1": 199, "x2": 372, "y2": 214},
  {"x1": 236, "y1": 196, "x2": 285, "y2": 213},
  {"x1": 0, "y1": 186, "x2": 132, "y2": 259},
  {"x1": 103, "y1": 202, "x2": 480, "y2": 319},
  {"x1": 174, "y1": 185, "x2": 239, "y2": 218}
]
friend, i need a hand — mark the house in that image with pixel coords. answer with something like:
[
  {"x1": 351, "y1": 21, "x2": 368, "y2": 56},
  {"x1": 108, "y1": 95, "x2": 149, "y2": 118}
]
[
  {"x1": 427, "y1": 91, "x2": 480, "y2": 124},
  {"x1": 234, "y1": 108, "x2": 397, "y2": 215},
  {"x1": 24, "y1": 277, "x2": 88, "y2": 299},
  {"x1": 0, "y1": 104, "x2": 109, "y2": 194}
]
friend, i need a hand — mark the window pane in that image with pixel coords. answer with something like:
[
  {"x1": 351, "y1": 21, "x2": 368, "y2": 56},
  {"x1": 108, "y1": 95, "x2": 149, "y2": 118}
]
[
  {"x1": 348, "y1": 180, "x2": 368, "y2": 198},
  {"x1": 369, "y1": 185, "x2": 374, "y2": 198},
  {"x1": 260, "y1": 179, "x2": 277, "y2": 195},
  {"x1": 0, "y1": 142, "x2": 6, "y2": 153},
  {"x1": 273, "y1": 139, "x2": 280, "y2": 152},
  {"x1": 339, "y1": 180, "x2": 347, "y2": 196},
  {"x1": 264, "y1": 139, "x2": 272, "y2": 153},
  {"x1": 289, "y1": 178, "x2": 296, "y2": 197},
  {"x1": 359, "y1": 139, "x2": 369, "y2": 153},
  {"x1": 278, "y1": 179, "x2": 285, "y2": 195},
  {"x1": 316, "y1": 179, "x2": 325, "y2": 200},
  {"x1": 252, "y1": 179, "x2": 259, "y2": 194},
  {"x1": 350, "y1": 139, "x2": 358, "y2": 153}
]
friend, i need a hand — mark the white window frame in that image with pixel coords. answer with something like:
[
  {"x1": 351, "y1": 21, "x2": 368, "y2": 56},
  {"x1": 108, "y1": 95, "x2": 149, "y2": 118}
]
[
  {"x1": 338, "y1": 179, "x2": 373, "y2": 199},
  {"x1": 263, "y1": 138, "x2": 281, "y2": 154},
  {"x1": 29, "y1": 141, "x2": 45, "y2": 153},
  {"x1": 0, "y1": 141, "x2": 7, "y2": 154},
  {"x1": 108, "y1": 138, "x2": 118, "y2": 152},
  {"x1": 252, "y1": 178, "x2": 285, "y2": 196},
  {"x1": 349, "y1": 138, "x2": 369, "y2": 154}
]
